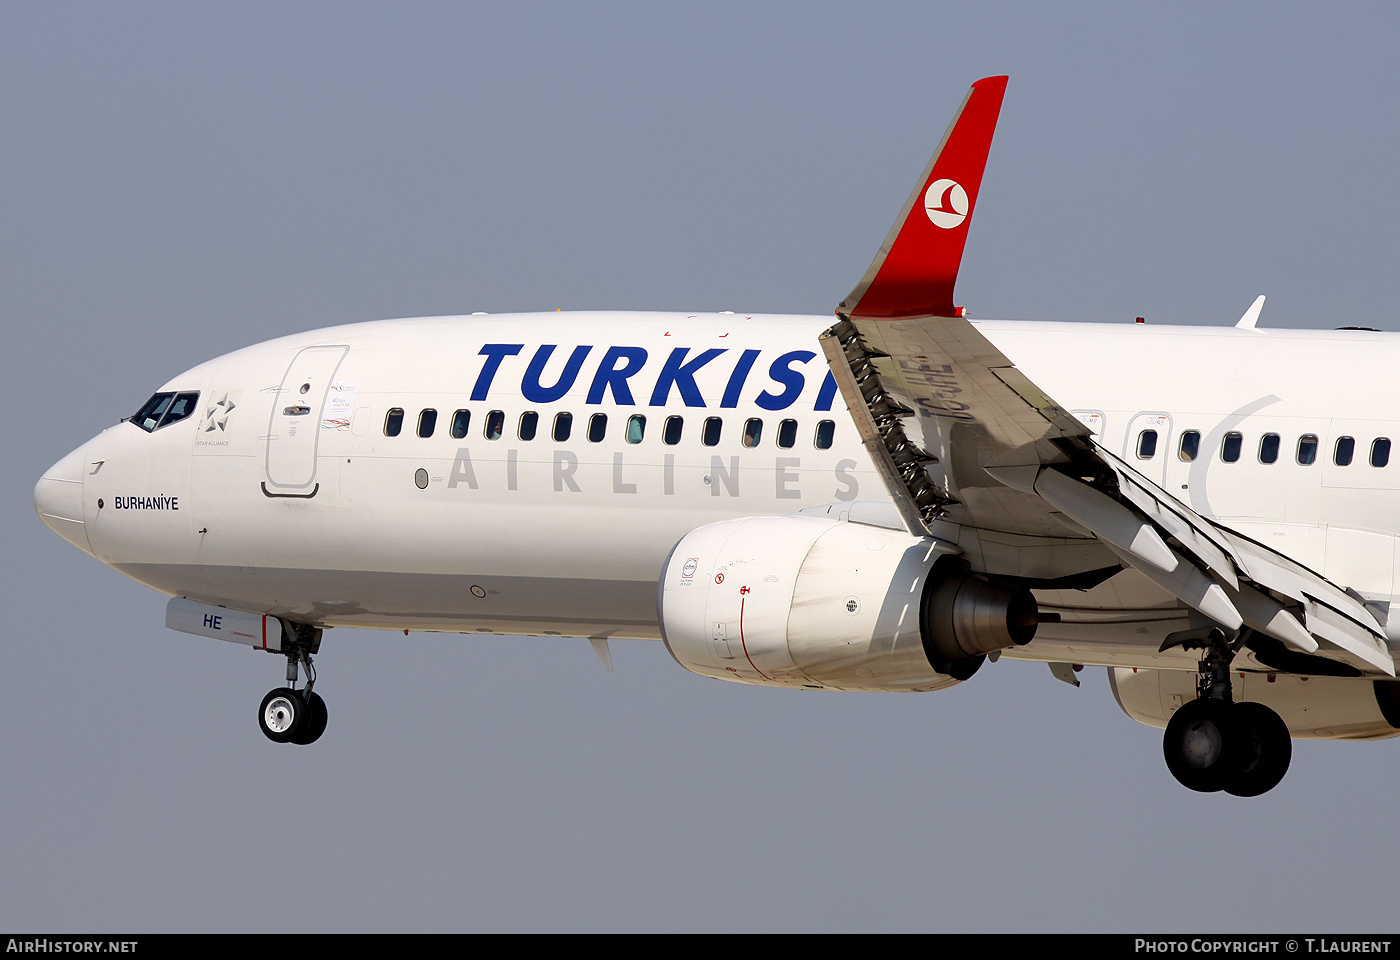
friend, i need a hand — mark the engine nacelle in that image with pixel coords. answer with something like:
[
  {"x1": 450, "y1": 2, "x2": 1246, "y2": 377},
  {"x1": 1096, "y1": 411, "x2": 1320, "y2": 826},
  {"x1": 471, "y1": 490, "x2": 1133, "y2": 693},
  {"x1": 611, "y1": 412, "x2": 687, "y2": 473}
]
[
  {"x1": 1109, "y1": 667, "x2": 1400, "y2": 740},
  {"x1": 658, "y1": 515, "x2": 1041, "y2": 691}
]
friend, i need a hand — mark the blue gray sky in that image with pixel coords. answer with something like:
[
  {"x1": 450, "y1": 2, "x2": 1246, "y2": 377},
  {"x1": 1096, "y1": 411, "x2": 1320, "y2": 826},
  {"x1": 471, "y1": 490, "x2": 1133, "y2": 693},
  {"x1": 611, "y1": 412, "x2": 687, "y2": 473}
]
[{"x1": 6, "y1": 2, "x2": 1399, "y2": 932}]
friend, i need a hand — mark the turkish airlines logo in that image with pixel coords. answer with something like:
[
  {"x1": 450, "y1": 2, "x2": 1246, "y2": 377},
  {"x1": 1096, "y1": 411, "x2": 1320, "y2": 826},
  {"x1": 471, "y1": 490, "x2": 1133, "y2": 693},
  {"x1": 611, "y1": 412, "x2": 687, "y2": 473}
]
[{"x1": 924, "y1": 179, "x2": 969, "y2": 229}]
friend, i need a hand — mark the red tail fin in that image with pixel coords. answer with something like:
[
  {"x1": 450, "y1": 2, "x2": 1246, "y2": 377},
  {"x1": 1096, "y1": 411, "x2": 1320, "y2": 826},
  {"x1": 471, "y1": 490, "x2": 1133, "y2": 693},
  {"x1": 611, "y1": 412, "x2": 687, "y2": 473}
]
[{"x1": 838, "y1": 76, "x2": 1007, "y2": 319}]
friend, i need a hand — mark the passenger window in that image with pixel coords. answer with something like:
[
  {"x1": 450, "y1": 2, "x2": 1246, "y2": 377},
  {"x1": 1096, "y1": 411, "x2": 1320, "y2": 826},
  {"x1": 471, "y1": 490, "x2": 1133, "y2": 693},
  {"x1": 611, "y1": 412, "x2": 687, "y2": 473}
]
[
  {"x1": 519, "y1": 411, "x2": 538, "y2": 441},
  {"x1": 743, "y1": 418, "x2": 763, "y2": 448},
  {"x1": 1373, "y1": 438, "x2": 1391, "y2": 468},
  {"x1": 626, "y1": 415, "x2": 645, "y2": 444},
  {"x1": 1221, "y1": 432, "x2": 1242, "y2": 463},
  {"x1": 777, "y1": 419, "x2": 798, "y2": 449},
  {"x1": 418, "y1": 409, "x2": 437, "y2": 438},
  {"x1": 702, "y1": 417, "x2": 723, "y2": 447},
  {"x1": 553, "y1": 412, "x2": 573, "y2": 442},
  {"x1": 132, "y1": 393, "x2": 175, "y2": 432},
  {"x1": 1335, "y1": 436, "x2": 1355, "y2": 466},
  {"x1": 162, "y1": 392, "x2": 200, "y2": 428},
  {"x1": 1137, "y1": 429, "x2": 1158, "y2": 459},
  {"x1": 1297, "y1": 434, "x2": 1318, "y2": 465},
  {"x1": 588, "y1": 413, "x2": 607, "y2": 442},
  {"x1": 384, "y1": 408, "x2": 404, "y2": 437},
  {"x1": 815, "y1": 420, "x2": 835, "y2": 449},
  {"x1": 1178, "y1": 430, "x2": 1200, "y2": 462},
  {"x1": 1258, "y1": 433, "x2": 1279, "y2": 464},
  {"x1": 450, "y1": 410, "x2": 471, "y2": 439},
  {"x1": 663, "y1": 416, "x2": 683, "y2": 445},
  {"x1": 485, "y1": 410, "x2": 504, "y2": 440}
]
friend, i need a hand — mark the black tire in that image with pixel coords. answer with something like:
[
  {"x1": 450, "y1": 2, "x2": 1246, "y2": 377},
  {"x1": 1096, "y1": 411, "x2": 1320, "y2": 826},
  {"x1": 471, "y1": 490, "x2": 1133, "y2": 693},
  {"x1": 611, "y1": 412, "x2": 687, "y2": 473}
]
[
  {"x1": 259, "y1": 687, "x2": 306, "y2": 743},
  {"x1": 1163, "y1": 698, "x2": 1239, "y2": 792},
  {"x1": 291, "y1": 692, "x2": 328, "y2": 745},
  {"x1": 1223, "y1": 702, "x2": 1291, "y2": 797}
]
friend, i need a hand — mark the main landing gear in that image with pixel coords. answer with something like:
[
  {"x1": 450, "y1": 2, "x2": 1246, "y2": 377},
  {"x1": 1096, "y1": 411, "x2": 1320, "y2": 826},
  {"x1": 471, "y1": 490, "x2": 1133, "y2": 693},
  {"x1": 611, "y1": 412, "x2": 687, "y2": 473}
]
[
  {"x1": 1161, "y1": 628, "x2": 1291, "y2": 796},
  {"x1": 258, "y1": 621, "x2": 328, "y2": 745}
]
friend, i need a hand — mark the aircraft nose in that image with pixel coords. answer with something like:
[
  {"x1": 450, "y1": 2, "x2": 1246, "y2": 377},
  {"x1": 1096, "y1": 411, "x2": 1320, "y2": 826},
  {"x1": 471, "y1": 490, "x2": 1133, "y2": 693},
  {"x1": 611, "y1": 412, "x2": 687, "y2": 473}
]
[{"x1": 35, "y1": 445, "x2": 94, "y2": 557}]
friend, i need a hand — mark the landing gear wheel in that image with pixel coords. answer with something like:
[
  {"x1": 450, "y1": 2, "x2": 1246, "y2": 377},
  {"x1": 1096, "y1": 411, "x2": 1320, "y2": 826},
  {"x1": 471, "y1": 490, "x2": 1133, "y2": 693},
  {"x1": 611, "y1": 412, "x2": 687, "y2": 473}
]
[
  {"x1": 1163, "y1": 698, "x2": 1240, "y2": 793},
  {"x1": 259, "y1": 687, "x2": 306, "y2": 743},
  {"x1": 291, "y1": 692, "x2": 328, "y2": 745},
  {"x1": 1223, "y1": 702, "x2": 1291, "y2": 797}
]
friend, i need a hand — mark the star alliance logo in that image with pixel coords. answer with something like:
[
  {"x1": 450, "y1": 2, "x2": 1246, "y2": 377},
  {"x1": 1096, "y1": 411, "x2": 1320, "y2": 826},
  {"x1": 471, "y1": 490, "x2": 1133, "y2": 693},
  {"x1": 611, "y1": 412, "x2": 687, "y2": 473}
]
[{"x1": 198, "y1": 392, "x2": 240, "y2": 434}]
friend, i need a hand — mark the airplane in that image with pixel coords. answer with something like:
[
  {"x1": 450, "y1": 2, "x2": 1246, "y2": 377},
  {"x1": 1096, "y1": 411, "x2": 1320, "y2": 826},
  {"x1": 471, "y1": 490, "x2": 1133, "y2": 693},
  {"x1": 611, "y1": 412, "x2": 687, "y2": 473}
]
[{"x1": 34, "y1": 76, "x2": 1400, "y2": 797}]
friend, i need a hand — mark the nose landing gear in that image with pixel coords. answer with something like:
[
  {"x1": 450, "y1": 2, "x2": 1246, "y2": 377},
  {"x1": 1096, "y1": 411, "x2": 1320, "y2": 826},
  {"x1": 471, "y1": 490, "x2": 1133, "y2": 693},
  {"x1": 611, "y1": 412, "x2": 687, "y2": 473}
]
[
  {"x1": 1161, "y1": 628, "x2": 1292, "y2": 796},
  {"x1": 257, "y1": 621, "x2": 328, "y2": 745},
  {"x1": 258, "y1": 688, "x2": 328, "y2": 744}
]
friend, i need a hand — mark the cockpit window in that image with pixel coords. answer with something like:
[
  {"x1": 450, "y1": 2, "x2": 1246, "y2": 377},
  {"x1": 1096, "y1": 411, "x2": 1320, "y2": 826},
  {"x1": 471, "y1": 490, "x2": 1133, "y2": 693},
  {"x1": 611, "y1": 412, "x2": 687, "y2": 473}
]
[
  {"x1": 131, "y1": 391, "x2": 199, "y2": 433},
  {"x1": 162, "y1": 393, "x2": 200, "y2": 428},
  {"x1": 133, "y1": 393, "x2": 174, "y2": 432}
]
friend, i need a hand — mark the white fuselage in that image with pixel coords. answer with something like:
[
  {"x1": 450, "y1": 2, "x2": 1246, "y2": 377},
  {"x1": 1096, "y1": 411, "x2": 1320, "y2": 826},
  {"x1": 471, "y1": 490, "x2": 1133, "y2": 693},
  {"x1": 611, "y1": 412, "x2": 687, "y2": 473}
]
[{"x1": 37, "y1": 312, "x2": 1400, "y2": 669}]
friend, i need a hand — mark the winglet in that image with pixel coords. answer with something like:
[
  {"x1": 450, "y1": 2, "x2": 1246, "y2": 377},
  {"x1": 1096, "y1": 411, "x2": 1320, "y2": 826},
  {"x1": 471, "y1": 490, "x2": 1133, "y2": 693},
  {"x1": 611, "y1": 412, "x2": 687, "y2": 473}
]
[
  {"x1": 838, "y1": 76, "x2": 1008, "y2": 320},
  {"x1": 1235, "y1": 295, "x2": 1266, "y2": 330}
]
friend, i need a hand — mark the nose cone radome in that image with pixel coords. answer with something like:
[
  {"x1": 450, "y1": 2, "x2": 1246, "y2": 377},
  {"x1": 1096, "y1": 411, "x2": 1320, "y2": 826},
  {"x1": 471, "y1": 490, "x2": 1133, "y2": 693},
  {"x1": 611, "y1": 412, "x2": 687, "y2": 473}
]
[{"x1": 35, "y1": 445, "x2": 93, "y2": 557}]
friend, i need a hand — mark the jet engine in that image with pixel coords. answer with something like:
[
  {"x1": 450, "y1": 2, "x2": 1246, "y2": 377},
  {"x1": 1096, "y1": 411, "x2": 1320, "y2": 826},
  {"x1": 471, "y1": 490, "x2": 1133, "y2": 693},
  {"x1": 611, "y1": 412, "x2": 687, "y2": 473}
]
[
  {"x1": 1109, "y1": 667, "x2": 1400, "y2": 740},
  {"x1": 657, "y1": 515, "x2": 1042, "y2": 691}
]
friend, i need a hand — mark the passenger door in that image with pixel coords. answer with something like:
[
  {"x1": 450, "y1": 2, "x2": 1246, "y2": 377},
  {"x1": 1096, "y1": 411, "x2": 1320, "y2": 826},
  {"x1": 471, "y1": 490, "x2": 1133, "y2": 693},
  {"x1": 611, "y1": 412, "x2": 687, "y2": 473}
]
[{"x1": 263, "y1": 345, "x2": 349, "y2": 497}]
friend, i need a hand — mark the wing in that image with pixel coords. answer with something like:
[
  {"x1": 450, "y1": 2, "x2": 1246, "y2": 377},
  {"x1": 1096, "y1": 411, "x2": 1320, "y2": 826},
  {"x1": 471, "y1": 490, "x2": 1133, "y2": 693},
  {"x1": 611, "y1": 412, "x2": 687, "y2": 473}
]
[{"x1": 820, "y1": 77, "x2": 1395, "y2": 677}]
